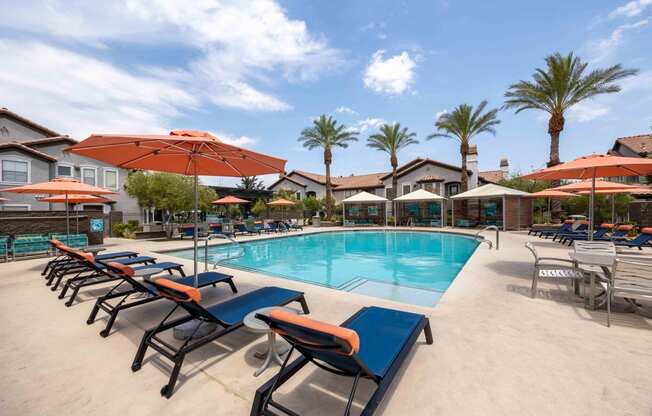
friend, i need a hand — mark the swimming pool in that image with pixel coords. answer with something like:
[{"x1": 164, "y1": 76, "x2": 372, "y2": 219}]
[{"x1": 165, "y1": 231, "x2": 478, "y2": 307}]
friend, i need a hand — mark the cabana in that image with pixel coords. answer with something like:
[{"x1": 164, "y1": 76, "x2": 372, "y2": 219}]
[
  {"x1": 342, "y1": 191, "x2": 388, "y2": 226},
  {"x1": 450, "y1": 184, "x2": 532, "y2": 230},
  {"x1": 394, "y1": 189, "x2": 446, "y2": 227}
]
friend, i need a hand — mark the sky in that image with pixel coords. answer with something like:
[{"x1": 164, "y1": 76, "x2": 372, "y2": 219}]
[{"x1": 1, "y1": 0, "x2": 651, "y2": 187}]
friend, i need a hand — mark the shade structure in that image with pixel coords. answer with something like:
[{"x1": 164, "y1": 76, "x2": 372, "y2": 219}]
[
  {"x1": 267, "y1": 198, "x2": 296, "y2": 206},
  {"x1": 342, "y1": 191, "x2": 388, "y2": 226},
  {"x1": 3, "y1": 178, "x2": 115, "y2": 241},
  {"x1": 525, "y1": 189, "x2": 577, "y2": 224},
  {"x1": 450, "y1": 184, "x2": 531, "y2": 231},
  {"x1": 211, "y1": 195, "x2": 250, "y2": 205},
  {"x1": 520, "y1": 154, "x2": 652, "y2": 239},
  {"x1": 394, "y1": 189, "x2": 446, "y2": 227},
  {"x1": 66, "y1": 130, "x2": 286, "y2": 286}
]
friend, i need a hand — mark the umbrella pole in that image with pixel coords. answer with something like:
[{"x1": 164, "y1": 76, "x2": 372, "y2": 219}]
[
  {"x1": 589, "y1": 176, "x2": 595, "y2": 240},
  {"x1": 548, "y1": 197, "x2": 551, "y2": 224},
  {"x1": 193, "y1": 163, "x2": 199, "y2": 287},
  {"x1": 75, "y1": 203, "x2": 79, "y2": 234},
  {"x1": 611, "y1": 194, "x2": 615, "y2": 224},
  {"x1": 65, "y1": 192, "x2": 70, "y2": 245}
]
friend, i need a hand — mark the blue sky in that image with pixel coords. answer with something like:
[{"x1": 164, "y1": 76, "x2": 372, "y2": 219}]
[{"x1": 1, "y1": 0, "x2": 651, "y2": 186}]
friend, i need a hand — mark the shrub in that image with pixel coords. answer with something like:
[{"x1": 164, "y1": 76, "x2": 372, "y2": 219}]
[{"x1": 112, "y1": 221, "x2": 140, "y2": 238}]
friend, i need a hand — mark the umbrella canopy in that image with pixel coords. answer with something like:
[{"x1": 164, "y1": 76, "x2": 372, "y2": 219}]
[
  {"x1": 267, "y1": 198, "x2": 296, "y2": 206},
  {"x1": 525, "y1": 189, "x2": 577, "y2": 198},
  {"x1": 394, "y1": 188, "x2": 445, "y2": 201},
  {"x1": 211, "y1": 195, "x2": 250, "y2": 205},
  {"x1": 521, "y1": 154, "x2": 652, "y2": 180},
  {"x1": 66, "y1": 130, "x2": 286, "y2": 286},
  {"x1": 65, "y1": 130, "x2": 286, "y2": 176},
  {"x1": 520, "y1": 154, "x2": 652, "y2": 239},
  {"x1": 576, "y1": 187, "x2": 652, "y2": 195},
  {"x1": 3, "y1": 177, "x2": 115, "y2": 195},
  {"x1": 342, "y1": 191, "x2": 388, "y2": 203},
  {"x1": 40, "y1": 194, "x2": 113, "y2": 204},
  {"x1": 552, "y1": 180, "x2": 640, "y2": 193}
]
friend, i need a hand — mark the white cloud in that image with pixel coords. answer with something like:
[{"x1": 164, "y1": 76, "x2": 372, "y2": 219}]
[
  {"x1": 0, "y1": 39, "x2": 197, "y2": 138},
  {"x1": 212, "y1": 131, "x2": 257, "y2": 147},
  {"x1": 347, "y1": 117, "x2": 387, "y2": 134},
  {"x1": 360, "y1": 22, "x2": 376, "y2": 32},
  {"x1": 568, "y1": 101, "x2": 610, "y2": 122},
  {"x1": 0, "y1": 0, "x2": 342, "y2": 112},
  {"x1": 586, "y1": 19, "x2": 649, "y2": 62},
  {"x1": 609, "y1": 0, "x2": 652, "y2": 19},
  {"x1": 435, "y1": 110, "x2": 448, "y2": 120},
  {"x1": 363, "y1": 50, "x2": 416, "y2": 95},
  {"x1": 335, "y1": 106, "x2": 359, "y2": 116}
]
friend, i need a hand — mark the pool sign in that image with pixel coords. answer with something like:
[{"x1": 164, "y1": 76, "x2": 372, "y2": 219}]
[{"x1": 90, "y1": 218, "x2": 104, "y2": 232}]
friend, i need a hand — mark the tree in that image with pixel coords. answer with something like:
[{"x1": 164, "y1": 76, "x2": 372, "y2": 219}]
[
  {"x1": 298, "y1": 115, "x2": 358, "y2": 219},
  {"x1": 504, "y1": 52, "x2": 637, "y2": 218},
  {"x1": 251, "y1": 199, "x2": 267, "y2": 218},
  {"x1": 303, "y1": 196, "x2": 323, "y2": 216},
  {"x1": 428, "y1": 101, "x2": 500, "y2": 192},
  {"x1": 367, "y1": 123, "x2": 418, "y2": 198},
  {"x1": 237, "y1": 176, "x2": 265, "y2": 191}
]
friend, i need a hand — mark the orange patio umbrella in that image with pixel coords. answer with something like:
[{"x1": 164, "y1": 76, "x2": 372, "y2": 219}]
[
  {"x1": 552, "y1": 179, "x2": 640, "y2": 192},
  {"x1": 521, "y1": 154, "x2": 652, "y2": 239},
  {"x1": 575, "y1": 186, "x2": 652, "y2": 223},
  {"x1": 525, "y1": 189, "x2": 577, "y2": 224},
  {"x1": 211, "y1": 195, "x2": 250, "y2": 205},
  {"x1": 268, "y1": 198, "x2": 295, "y2": 222},
  {"x1": 66, "y1": 130, "x2": 286, "y2": 285},
  {"x1": 40, "y1": 194, "x2": 113, "y2": 233},
  {"x1": 3, "y1": 178, "x2": 115, "y2": 240}
]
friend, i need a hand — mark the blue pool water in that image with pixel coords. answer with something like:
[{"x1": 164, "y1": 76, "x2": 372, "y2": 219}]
[{"x1": 165, "y1": 231, "x2": 478, "y2": 307}]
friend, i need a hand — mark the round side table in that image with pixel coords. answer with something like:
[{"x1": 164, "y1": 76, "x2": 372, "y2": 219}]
[
  {"x1": 244, "y1": 306, "x2": 299, "y2": 376},
  {"x1": 84, "y1": 246, "x2": 106, "y2": 256}
]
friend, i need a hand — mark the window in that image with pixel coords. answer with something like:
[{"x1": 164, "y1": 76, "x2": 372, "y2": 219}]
[
  {"x1": 295, "y1": 191, "x2": 301, "y2": 200},
  {"x1": 56, "y1": 163, "x2": 74, "y2": 177},
  {"x1": 2, "y1": 204, "x2": 30, "y2": 211},
  {"x1": 446, "y1": 183, "x2": 460, "y2": 196},
  {"x1": 81, "y1": 167, "x2": 97, "y2": 186},
  {"x1": 104, "y1": 168, "x2": 118, "y2": 190},
  {"x1": 385, "y1": 187, "x2": 394, "y2": 199},
  {"x1": 402, "y1": 183, "x2": 411, "y2": 196},
  {"x1": 1, "y1": 159, "x2": 29, "y2": 184},
  {"x1": 423, "y1": 183, "x2": 433, "y2": 191}
]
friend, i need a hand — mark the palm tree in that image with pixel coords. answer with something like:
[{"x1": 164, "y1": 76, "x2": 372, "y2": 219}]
[
  {"x1": 367, "y1": 123, "x2": 419, "y2": 198},
  {"x1": 428, "y1": 101, "x2": 500, "y2": 192},
  {"x1": 237, "y1": 176, "x2": 265, "y2": 191},
  {"x1": 504, "y1": 52, "x2": 637, "y2": 170},
  {"x1": 298, "y1": 115, "x2": 358, "y2": 218}
]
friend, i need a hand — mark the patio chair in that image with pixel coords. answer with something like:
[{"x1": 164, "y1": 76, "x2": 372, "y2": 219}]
[
  {"x1": 601, "y1": 256, "x2": 652, "y2": 327},
  {"x1": 533, "y1": 220, "x2": 573, "y2": 238},
  {"x1": 43, "y1": 239, "x2": 138, "y2": 278},
  {"x1": 251, "y1": 306, "x2": 433, "y2": 416},
  {"x1": 525, "y1": 242, "x2": 585, "y2": 298},
  {"x1": 559, "y1": 223, "x2": 613, "y2": 245},
  {"x1": 550, "y1": 221, "x2": 588, "y2": 241},
  {"x1": 613, "y1": 228, "x2": 652, "y2": 250},
  {"x1": 57, "y1": 251, "x2": 184, "y2": 307},
  {"x1": 131, "y1": 279, "x2": 309, "y2": 398},
  {"x1": 87, "y1": 262, "x2": 237, "y2": 337}
]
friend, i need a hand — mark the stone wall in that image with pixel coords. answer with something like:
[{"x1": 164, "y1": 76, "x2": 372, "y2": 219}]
[{"x1": 0, "y1": 210, "x2": 106, "y2": 244}]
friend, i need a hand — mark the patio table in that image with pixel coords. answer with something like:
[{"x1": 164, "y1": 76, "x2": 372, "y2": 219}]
[
  {"x1": 244, "y1": 306, "x2": 299, "y2": 376},
  {"x1": 83, "y1": 246, "x2": 106, "y2": 256},
  {"x1": 569, "y1": 241, "x2": 616, "y2": 309}
]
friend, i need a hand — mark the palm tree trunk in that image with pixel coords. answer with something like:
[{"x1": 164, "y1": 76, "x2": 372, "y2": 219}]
[
  {"x1": 460, "y1": 142, "x2": 469, "y2": 192},
  {"x1": 391, "y1": 153, "x2": 398, "y2": 198},
  {"x1": 548, "y1": 113, "x2": 565, "y2": 221},
  {"x1": 324, "y1": 146, "x2": 333, "y2": 219}
]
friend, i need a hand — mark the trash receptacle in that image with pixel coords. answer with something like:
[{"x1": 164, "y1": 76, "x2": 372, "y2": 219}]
[{"x1": 312, "y1": 216, "x2": 320, "y2": 227}]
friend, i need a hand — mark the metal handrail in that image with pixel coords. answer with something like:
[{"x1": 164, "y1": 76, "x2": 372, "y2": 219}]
[
  {"x1": 474, "y1": 225, "x2": 499, "y2": 250},
  {"x1": 203, "y1": 234, "x2": 243, "y2": 271}
]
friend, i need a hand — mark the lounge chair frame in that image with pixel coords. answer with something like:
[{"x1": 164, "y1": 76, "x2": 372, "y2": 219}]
[
  {"x1": 131, "y1": 284, "x2": 309, "y2": 398},
  {"x1": 251, "y1": 307, "x2": 433, "y2": 416}
]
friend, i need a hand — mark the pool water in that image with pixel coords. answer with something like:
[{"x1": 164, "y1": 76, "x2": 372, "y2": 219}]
[{"x1": 165, "y1": 231, "x2": 478, "y2": 307}]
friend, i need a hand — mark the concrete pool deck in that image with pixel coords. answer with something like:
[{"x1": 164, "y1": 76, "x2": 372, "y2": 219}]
[{"x1": 0, "y1": 227, "x2": 650, "y2": 415}]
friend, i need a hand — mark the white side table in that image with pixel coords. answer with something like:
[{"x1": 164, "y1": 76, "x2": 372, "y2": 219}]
[{"x1": 244, "y1": 306, "x2": 299, "y2": 376}]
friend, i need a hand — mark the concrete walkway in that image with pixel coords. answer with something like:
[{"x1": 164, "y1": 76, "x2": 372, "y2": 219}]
[{"x1": 0, "y1": 228, "x2": 650, "y2": 415}]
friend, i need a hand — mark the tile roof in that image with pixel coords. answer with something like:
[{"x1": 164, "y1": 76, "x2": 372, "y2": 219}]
[
  {"x1": 0, "y1": 142, "x2": 58, "y2": 162},
  {"x1": 331, "y1": 172, "x2": 388, "y2": 190},
  {"x1": 0, "y1": 108, "x2": 61, "y2": 137},
  {"x1": 612, "y1": 134, "x2": 652, "y2": 156},
  {"x1": 416, "y1": 175, "x2": 445, "y2": 183},
  {"x1": 20, "y1": 136, "x2": 77, "y2": 147},
  {"x1": 479, "y1": 170, "x2": 504, "y2": 183}
]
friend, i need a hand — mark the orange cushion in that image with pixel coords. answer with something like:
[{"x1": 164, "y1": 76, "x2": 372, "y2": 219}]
[
  {"x1": 155, "y1": 279, "x2": 201, "y2": 303},
  {"x1": 599, "y1": 223, "x2": 614, "y2": 228},
  {"x1": 74, "y1": 251, "x2": 94, "y2": 263},
  {"x1": 579, "y1": 220, "x2": 589, "y2": 225},
  {"x1": 563, "y1": 220, "x2": 574, "y2": 223},
  {"x1": 618, "y1": 225, "x2": 634, "y2": 231},
  {"x1": 641, "y1": 227, "x2": 652, "y2": 235},
  {"x1": 107, "y1": 262, "x2": 134, "y2": 276},
  {"x1": 50, "y1": 239, "x2": 62, "y2": 247},
  {"x1": 269, "y1": 310, "x2": 360, "y2": 355}
]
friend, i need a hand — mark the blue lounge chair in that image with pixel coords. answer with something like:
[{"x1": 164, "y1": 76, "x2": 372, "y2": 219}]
[
  {"x1": 43, "y1": 239, "x2": 138, "y2": 278},
  {"x1": 87, "y1": 262, "x2": 237, "y2": 337},
  {"x1": 559, "y1": 223, "x2": 613, "y2": 245},
  {"x1": 55, "y1": 249, "x2": 184, "y2": 307},
  {"x1": 614, "y1": 227, "x2": 652, "y2": 250},
  {"x1": 533, "y1": 220, "x2": 573, "y2": 237},
  {"x1": 131, "y1": 280, "x2": 309, "y2": 398},
  {"x1": 251, "y1": 306, "x2": 433, "y2": 416},
  {"x1": 550, "y1": 221, "x2": 588, "y2": 241}
]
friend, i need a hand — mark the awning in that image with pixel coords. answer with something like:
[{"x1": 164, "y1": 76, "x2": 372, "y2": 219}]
[
  {"x1": 450, "y1": 183, "x2": 530, "y2": 199},
  {"x1": 342, "y1": 191, "x2": 388, "y2": 203},
  {"x1": 394, "y1": 189, "x2": 446, "y2": 201}
]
